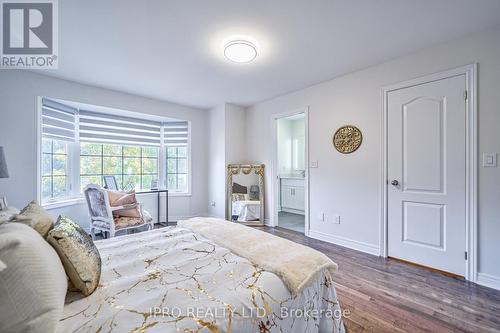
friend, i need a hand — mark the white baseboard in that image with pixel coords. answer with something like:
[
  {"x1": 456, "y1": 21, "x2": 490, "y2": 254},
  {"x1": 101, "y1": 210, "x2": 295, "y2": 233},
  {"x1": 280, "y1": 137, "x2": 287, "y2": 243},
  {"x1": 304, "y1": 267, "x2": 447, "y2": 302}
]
[
  {"x1": 308, "y1": 230, "x2": 380, "y2": 256},
  {"x1": 151, "y1": 213, "x2": 209, "y2": 223},
  {"x1": 477, "y1": 273, "x2": 500, "y2": 291}
]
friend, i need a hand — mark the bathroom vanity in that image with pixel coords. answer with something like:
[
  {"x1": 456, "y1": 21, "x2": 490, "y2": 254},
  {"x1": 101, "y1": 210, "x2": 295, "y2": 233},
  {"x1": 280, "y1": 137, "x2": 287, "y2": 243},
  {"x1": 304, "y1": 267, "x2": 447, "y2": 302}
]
[{"x1": 280, "y1": 176, "x2": 305, "y2": 214}]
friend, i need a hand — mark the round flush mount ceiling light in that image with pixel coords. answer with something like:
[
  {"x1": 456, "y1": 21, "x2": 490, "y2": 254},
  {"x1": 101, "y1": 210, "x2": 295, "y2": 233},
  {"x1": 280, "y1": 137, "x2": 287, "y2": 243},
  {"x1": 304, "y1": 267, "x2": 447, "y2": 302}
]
[{"x1": 224, "y1": 40, "x2": 257, "y2": 63}]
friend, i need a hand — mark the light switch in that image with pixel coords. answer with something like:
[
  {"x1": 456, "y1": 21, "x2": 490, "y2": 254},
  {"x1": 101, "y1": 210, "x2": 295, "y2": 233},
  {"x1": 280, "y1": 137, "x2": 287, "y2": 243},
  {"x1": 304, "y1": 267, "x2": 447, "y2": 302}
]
[
  {"x1": 311, "y1": 160, "x2": 318, "y2": 168},
  {"x1": 483, "y1": 153, "x2": 497, "y2": 167}
]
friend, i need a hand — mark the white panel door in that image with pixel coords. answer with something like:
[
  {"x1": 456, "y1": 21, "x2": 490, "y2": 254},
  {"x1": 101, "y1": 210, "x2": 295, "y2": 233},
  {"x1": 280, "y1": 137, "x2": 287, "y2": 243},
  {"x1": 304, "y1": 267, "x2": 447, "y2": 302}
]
[{"x1": 387, "y1": 74, "x2": 466, "y2": 276}]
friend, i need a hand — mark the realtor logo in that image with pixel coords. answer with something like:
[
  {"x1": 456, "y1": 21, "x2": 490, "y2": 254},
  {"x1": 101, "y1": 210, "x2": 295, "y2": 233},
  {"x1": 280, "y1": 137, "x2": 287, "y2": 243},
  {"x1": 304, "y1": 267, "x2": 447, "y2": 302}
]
[{"x1": 1, "y1": 0, "x2": 58, "y2": 68}]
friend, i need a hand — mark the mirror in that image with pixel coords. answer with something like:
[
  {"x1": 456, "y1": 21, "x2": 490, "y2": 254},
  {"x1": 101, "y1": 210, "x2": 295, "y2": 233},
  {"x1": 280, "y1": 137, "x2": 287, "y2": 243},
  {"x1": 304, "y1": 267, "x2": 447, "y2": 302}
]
[{"x1": 226, "y1": 164, "x2": 265, "y2": 226}]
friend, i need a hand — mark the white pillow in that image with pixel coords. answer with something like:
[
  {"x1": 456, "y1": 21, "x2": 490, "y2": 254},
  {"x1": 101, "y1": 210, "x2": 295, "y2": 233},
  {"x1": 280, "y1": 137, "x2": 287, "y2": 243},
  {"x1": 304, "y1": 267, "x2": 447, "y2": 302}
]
[{"x1": 0, "y1": 223, "x2": 67, "y2": 333}]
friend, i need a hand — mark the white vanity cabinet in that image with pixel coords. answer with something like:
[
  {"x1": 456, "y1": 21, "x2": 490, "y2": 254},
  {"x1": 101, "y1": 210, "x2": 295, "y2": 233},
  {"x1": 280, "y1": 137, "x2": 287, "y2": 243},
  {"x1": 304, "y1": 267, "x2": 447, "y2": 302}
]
[{"x1": 280, "y1": 178, "x2": 305, "y2": 214}]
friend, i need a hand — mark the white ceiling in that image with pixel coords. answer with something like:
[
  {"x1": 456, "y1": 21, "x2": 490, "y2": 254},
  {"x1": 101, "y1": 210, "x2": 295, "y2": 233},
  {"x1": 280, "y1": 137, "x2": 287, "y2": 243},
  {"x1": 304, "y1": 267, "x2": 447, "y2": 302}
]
[{"x1": 39, "y1": 0, "x2": 500, "y2": 109}]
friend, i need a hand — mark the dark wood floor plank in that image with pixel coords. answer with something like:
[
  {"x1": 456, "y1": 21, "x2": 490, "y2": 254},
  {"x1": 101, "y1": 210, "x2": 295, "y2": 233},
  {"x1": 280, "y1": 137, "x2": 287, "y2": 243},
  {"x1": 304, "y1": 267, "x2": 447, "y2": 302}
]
[{"x1": 260, "y1": 226, "x2": 500, "y2": 333}]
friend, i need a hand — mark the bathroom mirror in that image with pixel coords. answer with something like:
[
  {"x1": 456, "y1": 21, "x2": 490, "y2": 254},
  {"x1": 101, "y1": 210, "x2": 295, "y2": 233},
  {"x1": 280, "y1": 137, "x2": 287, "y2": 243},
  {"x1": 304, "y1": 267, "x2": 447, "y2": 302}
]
[{"x1": 226, "y1": 164, "x2": 265, "y2": 226}]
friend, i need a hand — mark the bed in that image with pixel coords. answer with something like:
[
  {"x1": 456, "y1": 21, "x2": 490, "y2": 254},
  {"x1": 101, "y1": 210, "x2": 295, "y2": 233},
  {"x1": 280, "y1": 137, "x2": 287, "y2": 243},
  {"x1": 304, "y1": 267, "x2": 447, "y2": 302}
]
[{"x1": 58, "y1": 219, "x2": 345, "y2": 333}]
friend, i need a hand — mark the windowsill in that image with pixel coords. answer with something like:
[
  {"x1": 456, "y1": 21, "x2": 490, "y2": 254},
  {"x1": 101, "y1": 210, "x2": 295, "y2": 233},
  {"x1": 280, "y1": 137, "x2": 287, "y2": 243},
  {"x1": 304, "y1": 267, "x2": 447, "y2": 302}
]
[
  {"x1": 42, "y1": 191, "x2": 192, "y2": 210},
  {"x1": 166, "y1": 192, "x2": 191, "y2": 197},
  {"x1": 42, "y1": 197, "x2": 86, "y2": 210}
]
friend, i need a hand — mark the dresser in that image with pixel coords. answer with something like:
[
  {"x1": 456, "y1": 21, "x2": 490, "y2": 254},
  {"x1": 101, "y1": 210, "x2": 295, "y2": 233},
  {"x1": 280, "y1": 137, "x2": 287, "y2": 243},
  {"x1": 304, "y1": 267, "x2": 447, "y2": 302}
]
[{"x1": 280, "y1": 177, "x2": 305, "y2": 214}]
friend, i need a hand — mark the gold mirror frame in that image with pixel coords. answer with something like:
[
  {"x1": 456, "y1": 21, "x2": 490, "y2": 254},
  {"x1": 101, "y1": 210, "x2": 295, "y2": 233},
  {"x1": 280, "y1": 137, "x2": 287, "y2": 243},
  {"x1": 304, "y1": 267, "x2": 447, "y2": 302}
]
[{"x1": 226, "y1": 164, "x2": 265, "y2": 226}]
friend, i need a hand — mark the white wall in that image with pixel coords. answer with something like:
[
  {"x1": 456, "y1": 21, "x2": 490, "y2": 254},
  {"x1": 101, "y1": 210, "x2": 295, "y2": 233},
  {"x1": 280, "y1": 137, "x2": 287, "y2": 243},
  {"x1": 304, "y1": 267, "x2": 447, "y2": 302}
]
[
  {"x1": 208, "y1": 104, "x2": 226, "y2": 218},
  {"x1": 0, "y1": 70, "x2": 209, "y2": 230},
  {"x1": 225, "y1": 103, "x2": 247, "y2": 165},
  {"x1": 207, "y1": 103, "x2": 247, "y2": 218},
  {"x1": 245, "y1": 26, "x2": 500, "y2": 281}
]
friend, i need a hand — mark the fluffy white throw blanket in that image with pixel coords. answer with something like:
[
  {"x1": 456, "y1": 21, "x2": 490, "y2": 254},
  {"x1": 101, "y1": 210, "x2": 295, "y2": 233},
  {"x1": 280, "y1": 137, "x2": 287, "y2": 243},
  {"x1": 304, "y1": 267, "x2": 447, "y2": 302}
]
[{"x1": 178, "y1": 217, "x2": 338, "y2": 296}]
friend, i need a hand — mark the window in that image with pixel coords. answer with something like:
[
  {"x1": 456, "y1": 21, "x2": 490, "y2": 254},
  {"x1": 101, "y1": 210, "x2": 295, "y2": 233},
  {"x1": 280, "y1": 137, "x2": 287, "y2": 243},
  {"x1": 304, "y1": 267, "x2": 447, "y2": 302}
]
[
  {"x1": 41, "y1": 139, "x2": 69, "y2": 202},
  {"x1": 80, "y1": 143, "x2": 159, "y2": 191},
  {"x1": 166, "y1": 146, "x2": 188, "y2": 192},
  {"x1": 38, "y1": 97, "x2": 191, "y2": 206}
]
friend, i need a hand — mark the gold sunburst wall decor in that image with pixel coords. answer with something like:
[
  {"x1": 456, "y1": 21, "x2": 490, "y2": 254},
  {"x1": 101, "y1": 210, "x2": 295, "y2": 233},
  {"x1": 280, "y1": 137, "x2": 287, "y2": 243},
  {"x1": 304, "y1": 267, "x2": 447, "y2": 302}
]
[{"x1": 333, "y1": 125, "x2": 363, "y2": 154}]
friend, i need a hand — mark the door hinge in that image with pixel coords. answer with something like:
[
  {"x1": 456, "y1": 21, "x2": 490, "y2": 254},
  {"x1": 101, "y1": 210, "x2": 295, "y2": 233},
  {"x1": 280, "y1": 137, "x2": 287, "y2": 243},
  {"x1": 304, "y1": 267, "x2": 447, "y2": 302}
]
[
  {"x1": 465, "y1": 251, "x2": 468, "y2": 260},
  {"x1": 464, "y1": 90, "x2": 468, "y2": 100}
]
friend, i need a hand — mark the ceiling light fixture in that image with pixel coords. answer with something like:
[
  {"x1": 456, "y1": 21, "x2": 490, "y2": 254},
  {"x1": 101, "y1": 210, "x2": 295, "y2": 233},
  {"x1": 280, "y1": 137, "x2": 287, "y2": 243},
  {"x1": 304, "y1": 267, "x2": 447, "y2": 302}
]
[{"x1": 224, "y1": 40, "x2": 257, "y2": 63}]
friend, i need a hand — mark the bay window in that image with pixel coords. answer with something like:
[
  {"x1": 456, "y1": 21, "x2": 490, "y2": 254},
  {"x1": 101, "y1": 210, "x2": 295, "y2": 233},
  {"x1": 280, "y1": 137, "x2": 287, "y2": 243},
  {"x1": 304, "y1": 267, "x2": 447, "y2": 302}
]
[
  {"x1": 38, "y1": 97, "x2": 191, "y2": 205},
  {"x1": 166, "y1": 146, "x2": 188, "y2": 192},
  {"x1": 80, "y1": 143, "x2": 159, "y2": 191},
  {"x1": 41, "y1": 139, "x2": 69, "y2": 201}
]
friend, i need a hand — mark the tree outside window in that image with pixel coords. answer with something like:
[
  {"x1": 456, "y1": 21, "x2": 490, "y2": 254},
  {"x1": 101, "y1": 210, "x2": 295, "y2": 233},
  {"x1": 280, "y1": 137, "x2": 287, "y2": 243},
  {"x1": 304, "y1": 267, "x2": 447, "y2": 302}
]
[
  {"x1": 80, "y1": 143, "x2": 158, "y2": 191},
  {"x1": 41, "y1": 139, "x2": 69, "y2": 202},
  {"x1": 166, "y1": 146, "x2": 188, "y2": 192}
]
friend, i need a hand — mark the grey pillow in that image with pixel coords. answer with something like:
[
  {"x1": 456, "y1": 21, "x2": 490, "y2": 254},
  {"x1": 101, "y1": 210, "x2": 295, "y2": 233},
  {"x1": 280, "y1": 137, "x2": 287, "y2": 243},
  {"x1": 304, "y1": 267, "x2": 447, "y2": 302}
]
[
  {"x1": 0, "y1": 223, "x2": 67, "y2": 333},
  {"x1": 47, "y1": 216, "x2": 102, "y2": 296}
]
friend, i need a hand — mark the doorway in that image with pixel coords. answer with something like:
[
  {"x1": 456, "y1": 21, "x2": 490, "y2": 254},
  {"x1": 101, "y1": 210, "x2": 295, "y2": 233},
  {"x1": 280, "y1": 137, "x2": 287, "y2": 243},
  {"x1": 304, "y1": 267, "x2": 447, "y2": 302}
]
[
  {"x1": 382, "y1": 65, "x2": 477, "y2": 279},
  {"x1": 273, "y1": 110, "x2": 308, "y2": 233}
]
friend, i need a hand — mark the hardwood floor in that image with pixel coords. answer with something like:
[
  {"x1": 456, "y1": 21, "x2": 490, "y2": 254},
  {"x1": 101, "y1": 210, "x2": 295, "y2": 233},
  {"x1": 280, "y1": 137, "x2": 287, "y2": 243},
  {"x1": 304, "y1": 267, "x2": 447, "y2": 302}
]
[
  {"x1": 99, "y1": 224, "x2": 500, "y2": 332},
  {"x1": 260, "y1": 226, "x2": 500, "y2": 333}
]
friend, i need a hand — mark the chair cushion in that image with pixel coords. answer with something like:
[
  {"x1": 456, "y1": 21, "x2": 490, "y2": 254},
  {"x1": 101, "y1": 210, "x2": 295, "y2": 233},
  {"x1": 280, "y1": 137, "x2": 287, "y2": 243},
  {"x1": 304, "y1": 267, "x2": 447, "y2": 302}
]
[
  {"x1": 11, "y1": 201, "x2": 54, "y2": 238},
  {"x1": 47, "y1": 216, "x2": 101, "y2": 296},
  {"x1": 0, "y1": 223, "x2": 67, "y2": 333},
  {"x1": 114, "y1": 216, "x2": 145, "y2": 230}
]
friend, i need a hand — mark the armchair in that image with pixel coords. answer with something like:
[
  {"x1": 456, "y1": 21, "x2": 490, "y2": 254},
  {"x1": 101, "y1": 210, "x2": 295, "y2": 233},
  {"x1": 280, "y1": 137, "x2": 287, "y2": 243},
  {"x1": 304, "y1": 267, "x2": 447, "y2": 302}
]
[{"x1": 83, "y1": 184, "x2": 153, "y2": 239}]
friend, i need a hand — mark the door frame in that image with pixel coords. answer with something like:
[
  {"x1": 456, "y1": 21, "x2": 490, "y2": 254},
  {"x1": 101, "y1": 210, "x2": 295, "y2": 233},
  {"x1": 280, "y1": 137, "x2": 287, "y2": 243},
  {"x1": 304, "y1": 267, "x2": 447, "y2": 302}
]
[
  {"x1": 380, "y1": 64, "x2": 477, "y2": 282},
  {"x1": 271, "y1": 107, "x2": 310, "y2": 236}
]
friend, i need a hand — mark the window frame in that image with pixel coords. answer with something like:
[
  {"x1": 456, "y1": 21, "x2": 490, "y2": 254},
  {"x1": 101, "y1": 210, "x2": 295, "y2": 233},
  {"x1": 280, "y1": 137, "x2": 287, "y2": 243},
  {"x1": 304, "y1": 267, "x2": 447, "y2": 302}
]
[
  {"x1": 40, "y1": 138, "x2": 71, "y2": 202},
  {"x1": 79, "y1": 143, "x2": 160, "y2": 192},
  {"x1": 165, "y1": 145, "x2": 189, "y2": 193},
  {"x1": 36, "y1": 97, "x2": 192, "y2": 209}
]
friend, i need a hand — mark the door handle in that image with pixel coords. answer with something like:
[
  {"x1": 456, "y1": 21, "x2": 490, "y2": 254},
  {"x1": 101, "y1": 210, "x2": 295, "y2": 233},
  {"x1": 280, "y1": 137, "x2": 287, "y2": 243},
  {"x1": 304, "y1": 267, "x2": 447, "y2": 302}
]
[{"x1": 391, "y1": 180, "x2": 399, "y2": 186}]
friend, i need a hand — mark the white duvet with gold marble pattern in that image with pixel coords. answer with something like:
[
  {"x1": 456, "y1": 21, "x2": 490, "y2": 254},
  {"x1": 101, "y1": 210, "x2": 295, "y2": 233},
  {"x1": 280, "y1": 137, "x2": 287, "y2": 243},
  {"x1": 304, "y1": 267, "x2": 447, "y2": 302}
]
[{"x1": 58, "y1": 227, "x2": 345, "y2": 333}]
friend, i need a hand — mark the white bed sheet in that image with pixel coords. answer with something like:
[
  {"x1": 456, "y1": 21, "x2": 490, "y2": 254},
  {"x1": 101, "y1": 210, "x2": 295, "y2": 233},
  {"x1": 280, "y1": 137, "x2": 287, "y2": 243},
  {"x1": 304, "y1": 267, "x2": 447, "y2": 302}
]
[{"x1": 58, "y1": 227, "x2": 345, "y2": 333}]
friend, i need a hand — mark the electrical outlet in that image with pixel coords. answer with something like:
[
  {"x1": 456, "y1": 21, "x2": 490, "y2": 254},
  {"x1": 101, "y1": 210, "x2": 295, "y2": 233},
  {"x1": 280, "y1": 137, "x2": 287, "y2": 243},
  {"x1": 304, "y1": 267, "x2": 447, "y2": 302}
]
[
  {"x1": 210, "y1": 201, "x2": 216, "y2": 207},
  {"x1": 483, "y1": 153, "x2": 497, "y2": 167},
  {"x1": 317, "y1": 212, "x2": 325, "y2": 222},
  {"x1": 333, "y1": 215, "x2": 341, "y2": 224},
  {"x1": 311, "y1": 160, "x2": 319, "y2": 168}
]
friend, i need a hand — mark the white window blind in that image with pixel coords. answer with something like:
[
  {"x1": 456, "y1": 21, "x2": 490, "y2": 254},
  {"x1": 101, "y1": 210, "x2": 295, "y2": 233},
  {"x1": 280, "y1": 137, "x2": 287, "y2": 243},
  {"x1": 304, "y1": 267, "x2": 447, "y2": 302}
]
[
  {"x1": 41, "y1": 98, "x2": 77, "y2": 142},
  {"x1": 79, "y1": 110, "x2": 162, "y2": 146},
  {"x1": 163, "y1": 121, "x2": 189, "y2": 146}
]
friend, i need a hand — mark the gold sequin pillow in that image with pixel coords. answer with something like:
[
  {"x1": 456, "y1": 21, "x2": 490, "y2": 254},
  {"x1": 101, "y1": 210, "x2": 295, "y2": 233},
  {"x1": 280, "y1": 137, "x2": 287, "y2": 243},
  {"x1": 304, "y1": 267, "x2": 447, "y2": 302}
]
[
  {"x1": 12, "y1": 200, "x2": 54, "y2": 238},
  {"x1": 47, "y1": 216, "x2": 101, "y2": 296}
]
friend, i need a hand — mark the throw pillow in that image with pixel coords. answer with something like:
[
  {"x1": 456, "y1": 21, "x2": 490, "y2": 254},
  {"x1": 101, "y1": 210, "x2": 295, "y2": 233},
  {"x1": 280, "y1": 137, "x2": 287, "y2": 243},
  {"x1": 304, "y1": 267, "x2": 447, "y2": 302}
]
[
  {"x1": 47, "y1": 216, "x2": 101, "y2": 296},
  {"x1": 11, "y1": 201, "x2": 54, "y2": 238}
]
